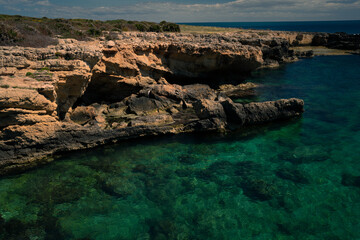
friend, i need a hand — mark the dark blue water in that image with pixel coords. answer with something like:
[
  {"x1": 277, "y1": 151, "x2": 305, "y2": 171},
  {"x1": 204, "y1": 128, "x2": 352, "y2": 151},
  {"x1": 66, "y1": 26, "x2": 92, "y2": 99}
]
[
  {"x1": 180, "y1": 20, "x2": 360, "y2": 34},
  {"x1": 0, "y1": 55, "x2": 360, "y2": 239}
]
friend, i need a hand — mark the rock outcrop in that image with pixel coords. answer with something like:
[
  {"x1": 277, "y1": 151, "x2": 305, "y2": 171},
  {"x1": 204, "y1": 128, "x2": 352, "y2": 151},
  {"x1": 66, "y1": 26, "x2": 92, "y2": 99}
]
[
  {"x1": 218, "y1": 82, "x2": 259, "y2": 99},
  {"x1": 0, "y1": 31, "x2": 312, "y2": 175},
  {"x1": 312, "y1": 32, "x2": 360, "y2": 50}
]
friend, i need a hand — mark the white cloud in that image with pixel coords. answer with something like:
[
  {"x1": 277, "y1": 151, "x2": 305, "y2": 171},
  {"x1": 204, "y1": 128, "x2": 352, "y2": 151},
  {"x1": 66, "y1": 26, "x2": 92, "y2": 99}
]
[{"x1": 36, "y1": 0, "x2": 50, "y2": 6}]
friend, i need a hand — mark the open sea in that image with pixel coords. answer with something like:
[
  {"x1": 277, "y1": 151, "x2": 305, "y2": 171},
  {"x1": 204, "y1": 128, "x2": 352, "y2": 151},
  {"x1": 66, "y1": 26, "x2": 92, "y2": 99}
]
[
  {"x1": 1, "y1": 23, "x2": 360, "y2": 239},
  {"x1": 180, "y1": 20, "x2": 360, "y2": 34}
]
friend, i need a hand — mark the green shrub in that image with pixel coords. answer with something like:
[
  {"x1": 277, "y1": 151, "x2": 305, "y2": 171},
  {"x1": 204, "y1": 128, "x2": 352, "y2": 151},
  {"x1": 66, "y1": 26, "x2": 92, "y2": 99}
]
[
  {"x1": 0, "y1": 84, "x2": 10, "y2": 88},
  {"x1": 135, "y1": 23, "x2": 147, "y2": 32},
  {"x1": 149, "y1": 24, "x2": 161, "y2": 32},
  {"x1": 114, "y1": 24, "x2": 122, "y2": 30},
  {"x1": 26, "y1": 72, "x2": 33, "y2": 76},
  {"x1": 87, "y1": 28, "x2": 101, "y2": 36},
  {"x1": 0, "y1": 14, "x2": 181, "y2": 46},
  {"x1": 161, "y1": 22, "x2": 180, "y2": 32}
]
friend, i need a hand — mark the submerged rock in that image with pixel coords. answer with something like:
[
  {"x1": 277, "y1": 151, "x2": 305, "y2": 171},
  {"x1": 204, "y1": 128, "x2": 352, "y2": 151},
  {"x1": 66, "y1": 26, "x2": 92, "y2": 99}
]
[
  {"x1": 99, "y1": 176, "x2": 137, "y2": 198},
  {"x1": 49, "y1": 183, "x2": 85, "y2": 204},
  {"x1": 240, "y1": 178, "x2": 279, "y2": 201},
  {"x1": 0, "y1": 214, "x2": 4, "y2": 239},
  {"x1": 234, "y1": 161, "x2": 263, "y2": 177},
  {"x1": 195, "y1": 168, "x2": 216, "y2": 181},
  {"x1": 275, "y1": 167, "x2": 309, "y2": 184},
  {"x1": 208, "y1": 160, "x2": 235, "y2": 175},
  {"x1": 341, "y1": 173, "x2": 360, "y2": 188},
  {"x1": 177, "y1": 154, "x2": 200, "y2": 165},
  {"x1": 147, "y1": 218, "x2": 178, "y2": 240},
  {"x1": 275, "y1": 150, "x2": 328, "y2": 165},
  {"x1": 1, "y1": 218, "x2": 30, "y2": 240}
]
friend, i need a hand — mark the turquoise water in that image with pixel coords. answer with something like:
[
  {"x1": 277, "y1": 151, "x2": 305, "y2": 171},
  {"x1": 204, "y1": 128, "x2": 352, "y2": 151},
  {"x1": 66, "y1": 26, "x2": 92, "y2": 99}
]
[
  {"x1": 1, "y1": 55, "x2": 360, "y2": 239},
  {"x1": 180, "y1": 20, "x2": 360, "y2": 34}
]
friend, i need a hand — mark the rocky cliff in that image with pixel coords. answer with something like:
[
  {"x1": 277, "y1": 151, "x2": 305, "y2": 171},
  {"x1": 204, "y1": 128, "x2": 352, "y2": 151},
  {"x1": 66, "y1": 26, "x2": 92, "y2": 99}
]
[{"x1": 1, "y1": 30, "x2": 341, "y2": 175}]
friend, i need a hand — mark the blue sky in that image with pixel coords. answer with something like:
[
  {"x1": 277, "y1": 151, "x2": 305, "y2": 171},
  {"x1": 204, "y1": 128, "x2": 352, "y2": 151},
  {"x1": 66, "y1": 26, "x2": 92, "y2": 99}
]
[{"x1": 0, "y1": 0, "x2": 359, "y2": 22}]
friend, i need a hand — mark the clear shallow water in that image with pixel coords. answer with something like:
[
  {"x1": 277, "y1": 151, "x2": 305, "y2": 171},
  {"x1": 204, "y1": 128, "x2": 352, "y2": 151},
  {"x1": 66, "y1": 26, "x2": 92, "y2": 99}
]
[
  {"x1": 180, "y1": 20, "x2": 360, "y2": 34},
  {"x1": 1, "y1": 55, "x2": 360, "y2": 239}
]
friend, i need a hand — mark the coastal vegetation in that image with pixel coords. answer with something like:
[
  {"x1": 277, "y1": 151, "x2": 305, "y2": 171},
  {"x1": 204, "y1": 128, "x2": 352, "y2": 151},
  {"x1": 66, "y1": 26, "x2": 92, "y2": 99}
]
[
  {"x1": 179, "y1": 24, "x2": 243, "y2": 33},
  {"x1": 0, "y1": 14, "x2": 180, "y2": 47}
]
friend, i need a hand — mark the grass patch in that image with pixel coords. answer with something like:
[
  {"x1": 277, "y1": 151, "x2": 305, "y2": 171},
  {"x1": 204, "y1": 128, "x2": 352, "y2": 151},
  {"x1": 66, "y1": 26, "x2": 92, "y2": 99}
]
[
  {"x1": 40, "y1": 67, "x2": 50, "y2": 71},
  {"x1": 179, "y1": 24, "x2": 242, "y2": 34},
  {"x1": 27, "y1": 69, "x2": 53, "y2": 81}
]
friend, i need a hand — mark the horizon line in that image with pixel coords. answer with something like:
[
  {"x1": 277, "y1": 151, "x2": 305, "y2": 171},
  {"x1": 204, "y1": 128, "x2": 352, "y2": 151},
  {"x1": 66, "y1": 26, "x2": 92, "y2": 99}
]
[
  {"x1": 178, "y1": 19, "x2": 360, "y2": 24},
  {"x1": 1, "y1": 14, "x2": 360, "y2": 24}
]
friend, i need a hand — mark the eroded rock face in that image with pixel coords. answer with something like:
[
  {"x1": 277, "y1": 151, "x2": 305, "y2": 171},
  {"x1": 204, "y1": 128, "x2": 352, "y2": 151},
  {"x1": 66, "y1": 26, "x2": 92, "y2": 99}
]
[
  {"x1": 56, "y1": 70, "x2": 92, "y2": 119},
  {"x1": 0, "y1": 31, "x2": 308, "y2": 175},
  {"x1": 0, "y1": 88, "x2": 56, "y2": 113}
]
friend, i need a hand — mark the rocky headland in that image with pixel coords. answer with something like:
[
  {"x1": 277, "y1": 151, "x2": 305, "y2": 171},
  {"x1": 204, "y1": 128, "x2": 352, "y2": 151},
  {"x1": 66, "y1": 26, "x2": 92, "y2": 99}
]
[{"x1": 0, "y1": 29, "x2": 359, "y2": 175}]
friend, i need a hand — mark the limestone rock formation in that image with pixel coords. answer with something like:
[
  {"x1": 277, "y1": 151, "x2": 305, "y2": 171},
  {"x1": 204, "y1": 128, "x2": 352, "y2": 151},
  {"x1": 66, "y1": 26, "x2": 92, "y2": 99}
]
[{"x1": 0, "y1": 31, "x2": 311, "y2": 175}]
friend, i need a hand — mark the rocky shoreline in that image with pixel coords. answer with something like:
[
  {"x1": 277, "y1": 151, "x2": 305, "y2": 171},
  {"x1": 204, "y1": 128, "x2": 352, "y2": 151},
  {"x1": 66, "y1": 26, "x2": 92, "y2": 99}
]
[{"x1": 0, "y1": 30, "x2": 359, "y2": 175}]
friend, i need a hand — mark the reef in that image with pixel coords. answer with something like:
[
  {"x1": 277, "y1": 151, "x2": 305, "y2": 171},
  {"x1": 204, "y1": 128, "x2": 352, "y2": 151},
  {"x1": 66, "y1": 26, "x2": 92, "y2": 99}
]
[{"x1": 0, "y1": 29, "x2": 358, "y2": 175}]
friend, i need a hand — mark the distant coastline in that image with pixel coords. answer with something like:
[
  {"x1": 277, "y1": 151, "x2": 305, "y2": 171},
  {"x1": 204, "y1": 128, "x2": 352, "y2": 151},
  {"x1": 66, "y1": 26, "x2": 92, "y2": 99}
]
[{"x1": 179, "y1": 20, "x2": 360, "y2": 34}]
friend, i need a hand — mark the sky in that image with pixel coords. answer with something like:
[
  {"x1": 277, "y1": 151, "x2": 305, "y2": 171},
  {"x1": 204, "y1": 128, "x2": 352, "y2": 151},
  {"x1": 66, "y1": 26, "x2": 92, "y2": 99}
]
[{"x1": 0, "y1": 0, "x2": 359, "y2": 22}]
